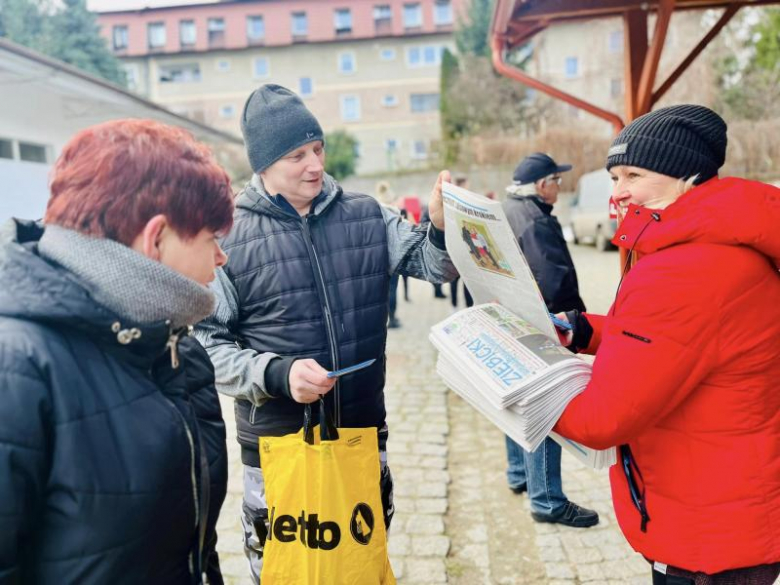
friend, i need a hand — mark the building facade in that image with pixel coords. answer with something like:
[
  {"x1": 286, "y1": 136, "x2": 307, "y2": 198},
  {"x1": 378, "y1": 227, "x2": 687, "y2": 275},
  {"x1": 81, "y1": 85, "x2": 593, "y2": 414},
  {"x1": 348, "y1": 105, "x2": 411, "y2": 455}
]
[
  {"x1": 97, "y1": 0, "x2": 465, "y2": 176},
  {"x1": 528, "y1": 11, "x2": 717, "y2": 137}
]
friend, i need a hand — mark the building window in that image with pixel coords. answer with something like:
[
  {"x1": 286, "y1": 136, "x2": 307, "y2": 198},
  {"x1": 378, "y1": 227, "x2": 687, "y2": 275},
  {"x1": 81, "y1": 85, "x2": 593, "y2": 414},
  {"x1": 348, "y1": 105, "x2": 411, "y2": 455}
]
[
  {"x1": 338, "y1": 51, "x2": 356, "y2": 74},
  {"x1": 385, "y1": 139, "x2": 398, "y2": 152},
  {"x1": 434, "y1": 0, "x2": 452, "y2": 25},
  {"x1": 380, "y1": 48, "x2": 396, "y2": 60},
  {"x1": 253, "y1": 57, "x2": 269, "y2": 78},
  {"x1": 382, "y1": 94, "x2": 398, "y2": 107},
  {"x1": 299, "y1": 77, "x2": 313, "y2": 97},
  {"x1": 403, "y1": 3, "x2": 422, "y2": 28},
  {"x1": 219, "y1": 105, "x2": 235, "y2": 118},
  {"x1": 292, "y1": 12, "x2": 308, "y2": 37},
  {"x1": 112, "y1": 25, "x2": 128, "y2": 50},
  {"x1": 374, "y1": 4, "x2": 392, "y2": 32},
  {"x1": 148, "y1": 22, "x2": 166, "y2": 49},
  {"x1": 207, "y1": 18, "x2": 225, "y2": 47},
  {"x1": 19, "y1": 141, "x2": 49, "y2": 164},
  {"x1": 122, "y1": 64, "x2": 138, "y2": 90},
  {"x1": 216, "y1": 59, "x2": 231, "y2": 72},
  {"x1": 334, "y1": 8, "x2": 352, "y2": 35},
  {"x1": 410, "y1": 93, "x2": 439, "y2": 112},
  {"x1": 158, "y1": 63, "x2": 201, "y2": 83},
  {"x1": 609, "y1": 30, "x2": 623, "y2": 53},
  {"x1": 179, "y1": 20, "x2": 196, "y2": 48},
  {"x1": 610, "y1": 78, "x2": 622, "y2": 97},
  {"x1": 406, "y1": 45, "x2": 442, "y2": 67},
  {"x1": 247, "y1": 15, "x2": 265, "y2": 43},
  {"x1": 411, "y1": 140, "x2": 427, "y2": 159},
  {"x1": 340, "y1": 95, "x2": 361, "y2": 121},
  {"x1": 565, "y1": 56, "x2": 579, "y2": 78},
  {"x1": 0, "y1": 138, "x2": 13, "y2": 160}
]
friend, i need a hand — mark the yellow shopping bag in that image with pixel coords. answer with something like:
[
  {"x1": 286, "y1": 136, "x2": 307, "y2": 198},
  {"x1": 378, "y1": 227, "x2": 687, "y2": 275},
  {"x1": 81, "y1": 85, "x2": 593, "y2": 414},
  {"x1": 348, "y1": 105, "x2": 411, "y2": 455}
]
[{"x1": 259, "y1": 399, "x2": 396, "y2": 585}]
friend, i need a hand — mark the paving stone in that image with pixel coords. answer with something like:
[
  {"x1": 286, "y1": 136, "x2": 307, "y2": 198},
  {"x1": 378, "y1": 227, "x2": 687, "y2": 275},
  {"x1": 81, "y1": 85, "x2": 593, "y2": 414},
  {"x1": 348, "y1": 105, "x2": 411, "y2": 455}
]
[
  {"x1": 411, "y1": 535, "x2": 451, "y2": 557},
  {"x1": 545, "y1": 562, "x2": 576, "y2": 579},
  {"x1": 403, "y1": 558, "x2": 447, "y2": 583},
  {"x1": 406, "y1": 514, "x2": 445, "y2": 535},
  {"x1": 388, "y1": 532, "x2": 411, "y2": 556},
  {"x1": 415, "y1": 497, "x2": 448, "y2": 514},
  {"x1": 577, "y1": 562, "x2": 607, "y2": 582}
]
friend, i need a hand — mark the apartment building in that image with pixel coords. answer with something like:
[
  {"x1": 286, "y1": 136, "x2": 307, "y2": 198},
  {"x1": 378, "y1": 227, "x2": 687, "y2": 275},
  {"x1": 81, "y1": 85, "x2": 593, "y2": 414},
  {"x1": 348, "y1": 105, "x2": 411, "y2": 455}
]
[
  {"x1": 97, "y1": 0, "x2": 465, "y2": 175},
  {"x1": 529, "y1": 11, "x2": 717, "y2": 136}
]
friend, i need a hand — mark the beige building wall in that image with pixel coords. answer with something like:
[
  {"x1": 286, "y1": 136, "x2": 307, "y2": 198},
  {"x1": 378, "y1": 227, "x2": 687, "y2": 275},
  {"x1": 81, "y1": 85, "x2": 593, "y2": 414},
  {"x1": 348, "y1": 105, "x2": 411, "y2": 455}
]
[
  {"x1": 121, "y1": 34, "x2": 453, "y2": 175},
  {"x1": 530, "y1": 11, "x2": 714, "y2": 137}
]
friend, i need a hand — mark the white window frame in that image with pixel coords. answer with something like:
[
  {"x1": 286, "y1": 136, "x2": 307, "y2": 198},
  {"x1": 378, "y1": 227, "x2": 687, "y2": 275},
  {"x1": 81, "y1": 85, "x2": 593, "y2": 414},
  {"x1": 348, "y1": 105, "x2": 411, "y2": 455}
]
[
  {"x1": 564, "y1": 56, "x2": 579, "y2": 79},
  {"x1": 403, "y1": 3, "x2": 423, "y2": 28},
  {"x1": 216, "y1": 59, "x2": 231, "y2": 72},
  {"x1": 374, "y1": 4, "x2": 392, "y2": 25},
  {"x1": 122, "y1": 63, "x2": 139, "y2": 89},
  {"x1": 382, "y1": 94, "x2": 398, "y2": 107},
  {"x1": 253, "y1": 57, "x2": 270, "y2": 79},
  {"x1": 340, "y1": 95, "x2": 361, "y2": 122},
  {"x1": 609, "y1": 30, "x2": 623, "y2": 53},
  {"x1": 410, "y1": 92, "x2": 439, "y2": 113},
  {"x1": 380, "y1": 48, "x2": 396, "y2": 61},
  {"x1": 158, "y1": 63, "x2": 201, "y2": 83},
  {"x1": 148, "y1": 22, "x2": 166, "y2": 49},
  {"x1": 299, "y1": 77, "x2": 314, "y2": 97},
  {"x1": 292, "y1": 12, "x2": 308, "y2": 36},
  {"x1": 338, "y1": 51, "x2": 356, "y2": 74},
  {"x1": 247, "y1": 15, "x2": 265, "y2": 40},
  {"x1": 385, "y1": 138, "x2": 398, "y2": 152},
  {"x1": 113, "y1": 25, "x2": 128, "y2": 50},
  {"x1": 334, "y1": 8, "x2": 352, "y2": 34},
  {"x1": 406, "y1": 46, "x2": 422, "y2": 67},
  {"x1": 179, "y1": 20, "x2": 196, "y2": 46},
  {"x1": 434, "y1": 0, "x2": 453, "y2": 25},
  {"x1": 411, "y1": 140, "x2": 428, "y2": 159}
]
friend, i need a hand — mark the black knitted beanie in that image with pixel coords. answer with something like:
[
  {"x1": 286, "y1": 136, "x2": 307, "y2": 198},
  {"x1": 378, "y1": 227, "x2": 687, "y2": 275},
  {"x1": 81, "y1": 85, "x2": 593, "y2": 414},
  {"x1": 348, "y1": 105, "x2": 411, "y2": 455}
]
[{"x1": 606, "y1": 104, "x2": 727, "y2": 184}]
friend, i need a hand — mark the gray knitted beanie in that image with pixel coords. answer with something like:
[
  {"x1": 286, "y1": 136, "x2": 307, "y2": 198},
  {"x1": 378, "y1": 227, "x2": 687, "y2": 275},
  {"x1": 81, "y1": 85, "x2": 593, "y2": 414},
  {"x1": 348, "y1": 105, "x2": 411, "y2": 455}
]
[
  {"x1": 606, "y1": 104, "x2": 727, "y2": 184},
  {"x1": 241, "y1": 84, "x2": 324, "y2": 173}
]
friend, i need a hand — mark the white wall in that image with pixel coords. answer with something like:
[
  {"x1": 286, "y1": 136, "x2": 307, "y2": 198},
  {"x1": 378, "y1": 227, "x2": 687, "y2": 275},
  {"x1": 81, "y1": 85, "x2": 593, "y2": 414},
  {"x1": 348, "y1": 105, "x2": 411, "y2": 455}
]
[{"x1": 0, "y1": 160, "x2": 51, "y2": 221}]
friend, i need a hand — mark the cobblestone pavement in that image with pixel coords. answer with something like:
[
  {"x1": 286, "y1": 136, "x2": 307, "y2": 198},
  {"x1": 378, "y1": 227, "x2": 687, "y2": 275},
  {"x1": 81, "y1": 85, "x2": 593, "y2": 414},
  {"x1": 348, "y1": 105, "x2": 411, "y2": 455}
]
[{"x1": 215, "y1": 244, "x2": 653, "y2": 584}]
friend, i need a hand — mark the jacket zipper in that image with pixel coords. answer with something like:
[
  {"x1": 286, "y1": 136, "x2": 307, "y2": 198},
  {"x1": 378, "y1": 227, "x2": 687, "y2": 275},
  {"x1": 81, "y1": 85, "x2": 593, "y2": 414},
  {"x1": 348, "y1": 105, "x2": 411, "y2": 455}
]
[
  {"x1": 165, "y1": 328, "x2": 201, "y2": 579},
  {"x1": 301, "y1": 216, "x2": 342, "y2": 425}
]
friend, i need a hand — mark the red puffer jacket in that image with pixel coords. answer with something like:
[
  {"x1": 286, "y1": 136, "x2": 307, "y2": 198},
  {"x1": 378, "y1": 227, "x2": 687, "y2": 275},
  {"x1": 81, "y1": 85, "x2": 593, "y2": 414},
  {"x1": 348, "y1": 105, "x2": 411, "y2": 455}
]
[{"x1": 555, "y1": 177, "x2": 780, "y2": 574}]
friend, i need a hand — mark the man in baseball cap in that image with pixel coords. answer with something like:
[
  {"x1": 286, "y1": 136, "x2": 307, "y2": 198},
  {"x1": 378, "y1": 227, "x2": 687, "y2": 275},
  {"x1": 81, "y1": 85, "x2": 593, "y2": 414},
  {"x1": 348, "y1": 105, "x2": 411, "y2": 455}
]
[{"x1": 501, "y1": 152, "x2": 598, "y2": 528}]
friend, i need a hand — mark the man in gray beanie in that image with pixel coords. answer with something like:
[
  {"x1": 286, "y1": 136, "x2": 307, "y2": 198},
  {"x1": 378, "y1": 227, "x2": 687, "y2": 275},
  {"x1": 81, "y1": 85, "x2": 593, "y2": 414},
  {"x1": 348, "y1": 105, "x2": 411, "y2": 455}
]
[{"x1": 195, "y1": 83, "x2": 457, "y2": 583}]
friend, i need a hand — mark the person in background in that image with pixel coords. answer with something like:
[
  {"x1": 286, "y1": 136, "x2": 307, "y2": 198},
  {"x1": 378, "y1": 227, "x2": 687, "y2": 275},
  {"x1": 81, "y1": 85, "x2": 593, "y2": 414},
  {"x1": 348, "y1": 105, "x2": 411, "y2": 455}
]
[
  {"x1": 195, "y1": 84, "x2": 457, "y2": 584},
  {"x1": 555, "y1": 104, "x2": 780, "y2": 584},
  {"x1": 0, "y1": 119, "x2": 233, "y2": 584},
  {"x1": 501, "y1": 152, "x2": 598, "y2": 528}
]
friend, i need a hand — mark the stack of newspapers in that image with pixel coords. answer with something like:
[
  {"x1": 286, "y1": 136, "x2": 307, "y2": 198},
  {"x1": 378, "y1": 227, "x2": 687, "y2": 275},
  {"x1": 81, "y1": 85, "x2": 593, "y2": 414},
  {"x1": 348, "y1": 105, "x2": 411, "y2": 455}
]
[{"x1": 430, "y1": 304, "x2": 614, "y2": 469}]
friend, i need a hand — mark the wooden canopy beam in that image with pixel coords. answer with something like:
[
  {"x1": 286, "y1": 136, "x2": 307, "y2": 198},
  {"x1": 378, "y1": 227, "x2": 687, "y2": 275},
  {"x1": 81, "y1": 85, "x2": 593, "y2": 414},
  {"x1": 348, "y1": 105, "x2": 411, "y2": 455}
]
[
  {"x1": 652, "y1": 4, "x2": 741, "y2": 104},
  {"x1": 490, "y1": 36, "x2": 625, "y2": 133},
  {"x1": 636, "y1": 0, "x2": 676, "y2": 115}
]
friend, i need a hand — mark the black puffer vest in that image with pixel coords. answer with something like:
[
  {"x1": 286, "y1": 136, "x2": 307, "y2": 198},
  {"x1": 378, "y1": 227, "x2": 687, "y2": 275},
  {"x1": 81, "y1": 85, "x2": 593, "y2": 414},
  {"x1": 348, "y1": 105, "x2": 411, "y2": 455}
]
[{"x1": 221, "y1": 184, "x2": 390, "y2": 464}]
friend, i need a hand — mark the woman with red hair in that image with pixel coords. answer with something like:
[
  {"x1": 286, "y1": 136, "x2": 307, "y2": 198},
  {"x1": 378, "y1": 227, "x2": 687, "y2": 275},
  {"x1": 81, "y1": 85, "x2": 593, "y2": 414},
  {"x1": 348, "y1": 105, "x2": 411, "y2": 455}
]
[{"x1": 0, "y1": 119, "x2": 234, "y2": 584}]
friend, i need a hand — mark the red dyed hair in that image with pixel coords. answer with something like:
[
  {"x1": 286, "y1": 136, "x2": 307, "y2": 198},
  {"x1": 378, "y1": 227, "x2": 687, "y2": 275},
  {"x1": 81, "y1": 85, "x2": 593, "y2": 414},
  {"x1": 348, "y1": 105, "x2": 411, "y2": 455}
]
[{"x1": 45, "y1": 119, "x2": 234, "y2": 244}]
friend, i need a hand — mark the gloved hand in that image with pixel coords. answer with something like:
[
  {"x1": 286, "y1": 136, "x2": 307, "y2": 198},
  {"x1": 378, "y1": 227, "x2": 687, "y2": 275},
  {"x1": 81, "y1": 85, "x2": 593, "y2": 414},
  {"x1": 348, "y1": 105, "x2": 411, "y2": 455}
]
[{"x1": 563, "y1": 310, "x2": 593, "y2": 353}]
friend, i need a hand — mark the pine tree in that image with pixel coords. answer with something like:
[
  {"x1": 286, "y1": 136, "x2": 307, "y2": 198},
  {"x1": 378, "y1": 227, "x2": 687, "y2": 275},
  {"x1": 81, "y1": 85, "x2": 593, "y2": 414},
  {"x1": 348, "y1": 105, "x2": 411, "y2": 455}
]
[{"x1": 455, "y1": 0, "x2": 494, "y2": 58}]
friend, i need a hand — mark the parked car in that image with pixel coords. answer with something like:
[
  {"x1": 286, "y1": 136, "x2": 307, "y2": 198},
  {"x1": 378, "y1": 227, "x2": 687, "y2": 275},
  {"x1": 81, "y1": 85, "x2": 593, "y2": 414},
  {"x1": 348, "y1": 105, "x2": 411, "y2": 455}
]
[{"x1": 569, "y1": 168, "x2": 617, "y2": 251}]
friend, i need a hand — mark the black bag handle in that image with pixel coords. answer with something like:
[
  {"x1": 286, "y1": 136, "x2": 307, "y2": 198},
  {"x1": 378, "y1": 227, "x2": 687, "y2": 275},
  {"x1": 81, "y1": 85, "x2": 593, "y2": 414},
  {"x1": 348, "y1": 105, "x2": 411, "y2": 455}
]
[{"x1": 303, "y1": 397, "x2": 339, "y2": 445}]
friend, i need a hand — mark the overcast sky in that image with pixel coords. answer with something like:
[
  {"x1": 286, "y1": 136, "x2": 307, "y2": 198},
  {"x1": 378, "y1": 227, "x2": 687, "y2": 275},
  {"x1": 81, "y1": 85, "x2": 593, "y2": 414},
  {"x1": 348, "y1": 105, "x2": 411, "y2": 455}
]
[{"x1": 87, "y1": 0, "x2": 218, "y2": 11}]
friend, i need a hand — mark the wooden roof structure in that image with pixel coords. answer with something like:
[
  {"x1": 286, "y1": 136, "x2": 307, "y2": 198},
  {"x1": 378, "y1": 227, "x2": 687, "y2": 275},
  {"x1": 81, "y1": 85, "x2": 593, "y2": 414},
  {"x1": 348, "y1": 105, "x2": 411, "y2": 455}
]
[{"x1": 490, "y1": 0, "x2": 780, "y2": 129}]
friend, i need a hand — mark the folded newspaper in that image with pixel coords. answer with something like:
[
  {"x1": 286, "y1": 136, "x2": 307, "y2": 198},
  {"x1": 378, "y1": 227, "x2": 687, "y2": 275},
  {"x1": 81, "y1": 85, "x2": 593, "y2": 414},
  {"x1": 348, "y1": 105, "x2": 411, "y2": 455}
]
[{"x1": 428, "y1": 182, "x2": 616, "y2": 470}]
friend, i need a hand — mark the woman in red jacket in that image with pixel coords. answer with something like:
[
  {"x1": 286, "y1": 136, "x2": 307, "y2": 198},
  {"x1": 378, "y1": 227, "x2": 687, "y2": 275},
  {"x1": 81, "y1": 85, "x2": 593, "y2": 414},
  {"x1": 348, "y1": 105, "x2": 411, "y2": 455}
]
[{"x1": 555, "y1": 105, "x2": 780, "y2": 584}]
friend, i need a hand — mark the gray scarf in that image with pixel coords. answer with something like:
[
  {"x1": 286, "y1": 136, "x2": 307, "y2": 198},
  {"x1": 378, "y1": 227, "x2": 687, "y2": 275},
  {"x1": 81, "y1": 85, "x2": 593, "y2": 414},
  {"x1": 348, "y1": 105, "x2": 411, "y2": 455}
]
[{"x1": 38, "y1": 225, "x2": 215, "y2": 329}]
